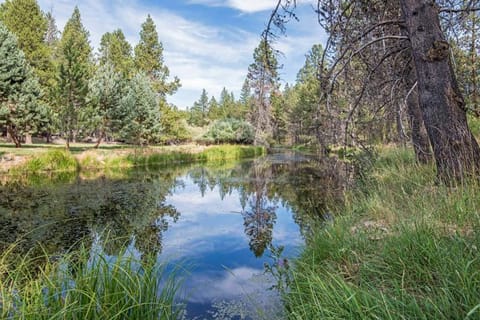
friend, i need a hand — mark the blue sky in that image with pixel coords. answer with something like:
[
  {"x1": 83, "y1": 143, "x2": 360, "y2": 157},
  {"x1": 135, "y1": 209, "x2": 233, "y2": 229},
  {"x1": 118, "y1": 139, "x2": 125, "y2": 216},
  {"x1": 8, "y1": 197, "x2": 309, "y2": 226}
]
[{"x1": 12, "y1": 0, "x2": 327, "y2": 108}]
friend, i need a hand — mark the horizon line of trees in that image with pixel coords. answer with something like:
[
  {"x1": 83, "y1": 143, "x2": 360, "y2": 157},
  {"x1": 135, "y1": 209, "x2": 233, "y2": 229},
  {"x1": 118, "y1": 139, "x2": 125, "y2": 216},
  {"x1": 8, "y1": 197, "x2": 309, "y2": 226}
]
[{"x1": 0, "y1": 0, "x2": 186, "y2": 149}]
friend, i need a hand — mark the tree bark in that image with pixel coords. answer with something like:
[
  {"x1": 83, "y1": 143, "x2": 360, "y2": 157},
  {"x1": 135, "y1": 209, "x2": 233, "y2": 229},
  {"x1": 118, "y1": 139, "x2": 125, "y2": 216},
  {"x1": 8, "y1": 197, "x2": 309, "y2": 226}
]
[
  {"x1": 25, "y1": 133, "x2": 32, "y2": 145},
  {"x1": 405, "y1": 84, "x2": 432, "y2": 164},
  {"x1": 7, "y1": 125, "x2": 21, "y2": 148},
  {"x1": 400, "y1": 0, "x2": 480, "y2": 181}
]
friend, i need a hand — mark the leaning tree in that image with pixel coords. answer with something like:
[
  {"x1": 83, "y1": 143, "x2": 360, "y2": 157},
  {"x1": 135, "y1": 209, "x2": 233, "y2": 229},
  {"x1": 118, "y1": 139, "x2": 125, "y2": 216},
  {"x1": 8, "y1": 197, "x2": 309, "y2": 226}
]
[{"x1": 266, "y1": 0, "x2": 480, "y2": 181}]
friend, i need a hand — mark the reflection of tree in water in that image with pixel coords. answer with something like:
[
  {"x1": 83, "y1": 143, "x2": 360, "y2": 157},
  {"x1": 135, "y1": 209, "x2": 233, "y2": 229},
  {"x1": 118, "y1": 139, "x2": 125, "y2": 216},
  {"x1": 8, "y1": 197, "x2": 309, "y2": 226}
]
[
  {"x1": 0, "y1": 170, "x2": 183, "y2": 266},
  {"x1": 241, "y1": 158, "x2": 278, "y2": 257},
  {"x1": 242, "y1": 194, "x2": 277, "y2": 257},
  {"x1": 187, "y1": 152, "x2": 348, "y2": 255}
]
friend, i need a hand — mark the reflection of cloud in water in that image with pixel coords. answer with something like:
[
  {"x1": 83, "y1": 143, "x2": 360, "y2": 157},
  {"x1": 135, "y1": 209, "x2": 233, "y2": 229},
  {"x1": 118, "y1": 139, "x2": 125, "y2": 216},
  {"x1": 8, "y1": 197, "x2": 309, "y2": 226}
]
[
  {"x1": 186, "y1": 267, "x2": 265, "y2": 303},
  {"x1": 162, "y1": 180, "x2": 302, "y2": 261}
]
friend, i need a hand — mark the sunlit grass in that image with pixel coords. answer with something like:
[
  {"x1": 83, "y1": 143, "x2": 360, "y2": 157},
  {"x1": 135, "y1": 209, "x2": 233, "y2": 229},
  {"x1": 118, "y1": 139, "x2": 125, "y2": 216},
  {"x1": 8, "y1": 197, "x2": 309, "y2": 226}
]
[
  {"x1": 6, "y1": 145, "x2": 265, "y2": 175},
  {"x1": 285, "y1": 146, "x2": 480, "y2": 319}
]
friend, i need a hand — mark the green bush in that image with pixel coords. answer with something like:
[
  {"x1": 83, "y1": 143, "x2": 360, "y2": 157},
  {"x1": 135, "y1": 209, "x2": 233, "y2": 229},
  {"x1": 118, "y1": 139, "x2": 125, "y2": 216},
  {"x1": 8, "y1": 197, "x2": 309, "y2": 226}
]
[{"x1": 202, "y1": 119, "x2": 255, "y2": 144}]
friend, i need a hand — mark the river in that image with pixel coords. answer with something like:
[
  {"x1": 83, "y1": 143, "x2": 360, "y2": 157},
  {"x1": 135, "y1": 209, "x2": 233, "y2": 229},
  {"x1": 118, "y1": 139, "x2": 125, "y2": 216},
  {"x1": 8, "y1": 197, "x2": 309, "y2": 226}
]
[{"x1": 0, "y1": 151, "x2": 346, "y2": 319}]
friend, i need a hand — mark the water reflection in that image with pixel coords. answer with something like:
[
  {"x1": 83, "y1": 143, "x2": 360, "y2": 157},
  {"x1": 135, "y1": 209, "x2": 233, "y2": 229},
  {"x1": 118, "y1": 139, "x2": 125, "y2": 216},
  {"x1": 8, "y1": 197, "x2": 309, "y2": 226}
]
[{"x1": 0, "y1": 151, "x2": 348, "y2": 318}]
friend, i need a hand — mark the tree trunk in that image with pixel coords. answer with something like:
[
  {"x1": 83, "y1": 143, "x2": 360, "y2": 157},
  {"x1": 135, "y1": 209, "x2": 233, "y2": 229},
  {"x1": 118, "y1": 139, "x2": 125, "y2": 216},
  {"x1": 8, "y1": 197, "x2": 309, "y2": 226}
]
[
  {"x1": 25, "y1": 133, "x2": 32, "y2": 145},
  {"x1": 400, "y1": 0, "x2": 480, "y2": 181},
  {"x1": 94, "y1": 130, "x2": 104, "y2": 149},
  {"x1": 405, "y1": 83, "x2": 432, "y2": 164},
  {"x1": 7, "y1": 126, "x2": 21, "y2": 148}
]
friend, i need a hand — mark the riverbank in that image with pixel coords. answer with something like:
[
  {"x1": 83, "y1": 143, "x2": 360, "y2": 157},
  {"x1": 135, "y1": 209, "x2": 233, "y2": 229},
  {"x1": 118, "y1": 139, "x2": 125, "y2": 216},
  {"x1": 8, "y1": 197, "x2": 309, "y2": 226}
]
[
  {"x1": 285, "y1": 146, "x2": 480, "y2": 319},
  {"x1": 0, "y1": 144, "x2": 265, "y2": 174}
]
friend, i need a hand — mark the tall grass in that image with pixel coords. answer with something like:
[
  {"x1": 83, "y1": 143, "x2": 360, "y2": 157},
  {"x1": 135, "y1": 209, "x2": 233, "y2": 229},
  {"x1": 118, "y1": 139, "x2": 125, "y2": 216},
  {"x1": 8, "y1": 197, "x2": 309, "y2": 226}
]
[
  {"x1": 0, "y1": 243, "x2": 183, "y2": 320},
  {"x1": 9, "y1": 145, "x2": 265, "y2": 175},
  {"x1": 285, "y1": 147, "x2": 480, "y2": 319},
  {"x1": 19, "y1": 149, "x2": 79, "y2": 173}
]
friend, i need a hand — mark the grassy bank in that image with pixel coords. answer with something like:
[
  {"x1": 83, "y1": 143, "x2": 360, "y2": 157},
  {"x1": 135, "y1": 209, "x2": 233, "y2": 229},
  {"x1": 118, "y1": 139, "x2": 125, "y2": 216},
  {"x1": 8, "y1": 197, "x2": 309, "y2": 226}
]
[
  {"x1": 0, "y1": 243, "x2": 182, "y2": 320},
  {"x1": 4, "y1": 144, "x2": 265, "y2": 174},
  {"x1": 286, "y1": 147, "x2": 480, "y2": 319}
]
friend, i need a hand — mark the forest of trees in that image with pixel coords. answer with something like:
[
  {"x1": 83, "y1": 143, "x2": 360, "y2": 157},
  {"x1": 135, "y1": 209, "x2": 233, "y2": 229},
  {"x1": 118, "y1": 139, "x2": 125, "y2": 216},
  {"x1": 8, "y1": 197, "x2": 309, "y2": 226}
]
[{"x1": 1, "y1": 0, "x2": 480, "y2": 181}]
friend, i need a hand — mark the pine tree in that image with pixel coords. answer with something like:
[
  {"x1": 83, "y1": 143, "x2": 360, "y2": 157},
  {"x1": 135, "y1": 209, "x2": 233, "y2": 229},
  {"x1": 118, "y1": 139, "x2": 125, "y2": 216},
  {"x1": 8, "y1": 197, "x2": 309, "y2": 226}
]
[
  {"x1": 120, "y1": 73, "x2": 161, "y2": 145},
  {"x1": 0, "y1": 0, "x2": 53, "y2": 88},
  {"x1": 86, "y1": 63, "x2": 123, "y2": 148},
  {"x1": 134, "y1": 15, "x2": 180, "y2": 97},
  {"x1": 0, "y1": 23, "x2": 48, "y2": 147},
  {"x1": 208, "y1": 96, "x2": 220, "y2": 121},
  {"x1": 159, "y1": 103, "x2": 190, "y2": 144},
  {"x1": 219, "y1": 87, "x2": 236, "y2": 119},
  {"x1": 189, "y1": 89, "x2": 209, "y2": 127},
  {"x1": 99, "y1": 29, "x2": 134, "y2": 79},
  {"x1": 58, "y1": 6, "x2": 92, "y2": 149},
  {"x1": 247, "y1": 39, "x2": 279, "y2": 145}
]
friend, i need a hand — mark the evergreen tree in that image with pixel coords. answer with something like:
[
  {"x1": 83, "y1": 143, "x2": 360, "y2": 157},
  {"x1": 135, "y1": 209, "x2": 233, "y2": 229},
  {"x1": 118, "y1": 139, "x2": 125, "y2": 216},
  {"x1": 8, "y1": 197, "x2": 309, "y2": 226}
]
[
  {"x1": 120, "y1": 73, "x2": 161, "y2": 145},
  {"x1": 219, "y1": 87, "x2": 236, "y2": 119},
  {"x1": 134, "y1": 15, "x2": 180, "y2": 97},
  {"x1": 189, "y1": 89, "x2": 209, "y2": 127},
  {"x1": 159, "y1": 103, "x2": 190, "y2": 144},
  {"x1": 86, "y1": 63, "x2": 123, "y2": 148},
  {"x1": 208, "y1": 96, "x2": 220, "y2": 121},
  {"x1": 0, "y1": 23, "x2": 48, "y2": 147},
  {"x1": 0, "y1": 0, "x2": 53, "y2": 88},
  {"x1": 238, "y1": 78, "x2": 253, "y2": 119},
  {"x1": 99, "y1": 29, "x2": 134, "y2": 79},
  {"x1": 58, "y1": 6, "x2": 92, "y2": 148},
  {"x1": 247, "y1": 39, "x2": 279, "y2": 145}
]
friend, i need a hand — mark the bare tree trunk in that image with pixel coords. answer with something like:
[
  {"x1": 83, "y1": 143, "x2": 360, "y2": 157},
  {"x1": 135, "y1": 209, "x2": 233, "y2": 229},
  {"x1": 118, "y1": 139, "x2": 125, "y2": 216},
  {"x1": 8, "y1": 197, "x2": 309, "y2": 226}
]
[
  {"x1": 400, "y1": 0, "x2": 480, "y2": 181},
  {"x1": 94, "y1": 130, "x2": 104, "y2": 149},
  {"x1": 7, "y1": 126, "x2": 21, "y2": 148}
]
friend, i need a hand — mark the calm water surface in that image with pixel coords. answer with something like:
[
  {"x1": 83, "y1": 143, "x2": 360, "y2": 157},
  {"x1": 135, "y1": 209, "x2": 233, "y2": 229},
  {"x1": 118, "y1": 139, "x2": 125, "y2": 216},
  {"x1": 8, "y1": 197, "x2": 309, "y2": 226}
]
[{"x1": 0, "y1": 151, "x2": 346, "y2": 319}]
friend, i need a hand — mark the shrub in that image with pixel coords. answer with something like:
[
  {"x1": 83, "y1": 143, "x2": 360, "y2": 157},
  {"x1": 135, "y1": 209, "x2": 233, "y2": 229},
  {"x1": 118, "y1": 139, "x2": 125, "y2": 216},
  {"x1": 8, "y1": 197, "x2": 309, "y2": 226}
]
[{"x1": 202, "y1": 119, "x2": 254, "y2": 144}]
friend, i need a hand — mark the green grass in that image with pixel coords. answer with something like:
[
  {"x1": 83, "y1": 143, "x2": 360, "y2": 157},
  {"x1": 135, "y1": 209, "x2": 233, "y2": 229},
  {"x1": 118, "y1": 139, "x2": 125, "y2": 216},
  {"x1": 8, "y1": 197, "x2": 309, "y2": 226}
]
[
  {"x1": 20, "y1": 149, "x2": 79, "y2": 172},
  {"x1": 7, "y1": 145, "x2": 265, "y2": 174},
  {"x1": 0, "y1": 243, "x2": 183, "y2": 320},
  {"x1": 285, "y1": 147, "x2": 480, "y2": 319}
]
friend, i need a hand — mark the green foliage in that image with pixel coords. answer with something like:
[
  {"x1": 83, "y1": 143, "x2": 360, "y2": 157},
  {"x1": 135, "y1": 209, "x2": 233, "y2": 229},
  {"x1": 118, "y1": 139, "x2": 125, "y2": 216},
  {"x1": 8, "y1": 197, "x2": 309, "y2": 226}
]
[
  {"x1": 18, "y1": 149, "x2": 78, "y2": 172},
  {"x1": 189, "y1": 88, "x2": 210, "y2": 126},
  {"x1": 0, "y1": 22, "x2": 48, "y2": 147},
  {"x1": 0, "y1": 0, "x2": 54, "y2": 88},
  {"x1": 202, "y1": 119, "x2": 255, "y2": 144},
  {"x1": 285, "y1": 147, "x2": 480, "y2": 319},
  {"x1": 159, "y1": 103, "x2": 191, "y2": 144},
  {"x1": 57, "y1": 6, "x2": 92, "y2": 147},
  {"x1": 134, "y1": 15, "x2": 180, "y2": 96},
  {"x1": 247, "y1": 39, "x2": 279, "y2": 145},
  {"x1": 131, "y1": 145, "x2": 264, "y2": 168},
  {"x1": 119, "y1": 73, "x2": 161, "y2": 145},
  {"x1": 85, "y1": 63, "x2": 124, "y2": 146},
  {"x1": 0, "y1": 243, "x2": 183, "y2": 320},
  {"x1": 99, "y1": 29, "x2": 134, "y2": 79}
]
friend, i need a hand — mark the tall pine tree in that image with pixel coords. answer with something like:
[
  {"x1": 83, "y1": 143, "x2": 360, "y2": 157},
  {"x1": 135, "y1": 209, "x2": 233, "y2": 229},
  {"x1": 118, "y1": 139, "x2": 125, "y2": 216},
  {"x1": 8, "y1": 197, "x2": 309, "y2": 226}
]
[
  {"x1": 134, "y1": 15, "x2": 180, "y2": 97},
  {"x1": 58, "y1": 6, "x2": 92, "y2": 148},
  {"x1": 99, "y1": 29, "x2": 134, "y2": 79},
  {"x1": 0, "y1": 0, "x2": 53, "y2": 88},
  {"x1": 247, "y1": 39, "x2": 279, "y2": 145}
]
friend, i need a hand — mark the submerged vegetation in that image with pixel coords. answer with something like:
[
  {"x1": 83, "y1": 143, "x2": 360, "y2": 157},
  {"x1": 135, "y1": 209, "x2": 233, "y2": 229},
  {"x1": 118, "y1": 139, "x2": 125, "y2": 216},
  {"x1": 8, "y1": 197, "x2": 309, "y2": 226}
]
[
  {"x1": 0, "y1": 243, "x2": 183, "y2": 320},
  {"x1": 285, "y1": 147, "x2": 480, "y2": 319}
]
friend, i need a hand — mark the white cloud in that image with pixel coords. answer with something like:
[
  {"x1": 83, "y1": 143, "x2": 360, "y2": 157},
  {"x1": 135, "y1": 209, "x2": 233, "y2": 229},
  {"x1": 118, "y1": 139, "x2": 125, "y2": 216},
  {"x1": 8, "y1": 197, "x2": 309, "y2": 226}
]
[{"x1": 189, "y1": 0, "x2": 277, "y2": 13}]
